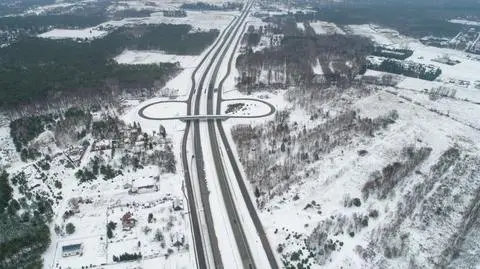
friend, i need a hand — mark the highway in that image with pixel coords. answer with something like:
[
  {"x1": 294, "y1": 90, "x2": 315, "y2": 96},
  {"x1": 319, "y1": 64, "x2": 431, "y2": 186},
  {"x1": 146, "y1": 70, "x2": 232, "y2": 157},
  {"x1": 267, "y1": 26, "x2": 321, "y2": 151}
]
[
  {"x1": 213, "y1": 22, "x2": 281, "y2": 269},
  {"x1": 138, "y1": 0, "x2": 279, "y2": 268},
  {"x1": 192, "y1": 1, "x2": 257, "y2": 268},
  {"x1": 199, "y1": 0, "x2": 279, "y2": 267},
  {"x1": 181, "y1": 15, "x2": 238, "y2": 269}
]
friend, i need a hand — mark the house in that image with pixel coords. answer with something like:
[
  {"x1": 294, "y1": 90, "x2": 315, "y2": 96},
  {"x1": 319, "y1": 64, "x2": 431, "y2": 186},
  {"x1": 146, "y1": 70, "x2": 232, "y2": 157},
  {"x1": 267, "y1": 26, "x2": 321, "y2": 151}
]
[
  {"x1": 92, "y1": 139, "x2": 111, "y2": 151},
  {"x1": 121, "y1": 212, "x2": 137, "y2": 230},
  {"x1": 62, "y1": 243, "x2": 83, "y2": 257},
  {"x1": 172, "y1": 233, "x2": 185, "y2": 249},
  {"x1": 172, "y1": 198, "x2": 184, "y2": 211},
  {"x1": 123, "y1": 182, "x2": 132, "y2": 189},
  {"x1": 129, "y1": 177, "x2": 159, "y2": 194}
]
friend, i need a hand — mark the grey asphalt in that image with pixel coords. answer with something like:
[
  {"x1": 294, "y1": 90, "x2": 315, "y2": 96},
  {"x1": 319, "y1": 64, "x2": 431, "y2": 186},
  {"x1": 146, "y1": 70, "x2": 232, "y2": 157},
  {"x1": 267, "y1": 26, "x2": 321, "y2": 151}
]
[
  {"x1": 137, "y1": 98, "x2": 275, "y2": 121},
  {"x1": 137, "y1": 1, "x2": 279, "y2": 268},
  {"x1": 180, "y1": 16, "x2": 238, "y2": 269},
  {"x1": 214, "y1": 19, "x2": 280, "y2": 269},
  {"x1": 204, "y1": 1, "x2": 257, "y2": 268}
]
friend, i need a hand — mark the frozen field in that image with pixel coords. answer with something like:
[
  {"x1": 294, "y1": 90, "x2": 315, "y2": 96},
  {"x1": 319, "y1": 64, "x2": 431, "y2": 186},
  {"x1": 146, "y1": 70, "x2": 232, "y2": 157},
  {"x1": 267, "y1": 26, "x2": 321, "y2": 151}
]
[
  {"x1": 38, "y1": 28, "x2": 108, "y2": 40},
  {"x1": 38, "y1": 10, "x2": 238, "y2": 41},
  {"x1": 310, "y1": 21, "x2": 345, "y2": 35},
  {"x1": 114, "y1": 50, "x2": 198, "y2": 68}
]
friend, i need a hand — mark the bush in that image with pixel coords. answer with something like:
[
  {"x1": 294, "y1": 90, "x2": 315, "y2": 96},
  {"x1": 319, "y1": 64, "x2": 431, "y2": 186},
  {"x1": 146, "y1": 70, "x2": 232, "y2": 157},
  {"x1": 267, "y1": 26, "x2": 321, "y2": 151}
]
[
  {"x1": 369, "y1": 209, "x2": 379, "y2": 218},
  {"x1": 65, "y1": 223, "x2": 75, "y2": 235},
  {"x1": 54, "y1": 180, "x2": 62, "y2": 189},
  {"x1": 352, "y1": 198, "x2": 361, "y2": 207}
]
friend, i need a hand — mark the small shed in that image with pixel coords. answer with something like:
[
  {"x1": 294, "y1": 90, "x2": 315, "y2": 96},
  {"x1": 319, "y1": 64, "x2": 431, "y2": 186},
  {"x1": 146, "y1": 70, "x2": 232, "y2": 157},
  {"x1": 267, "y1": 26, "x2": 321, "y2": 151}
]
[{"x1": 172, "y1": 198, "x2": 184, "y2": 211}]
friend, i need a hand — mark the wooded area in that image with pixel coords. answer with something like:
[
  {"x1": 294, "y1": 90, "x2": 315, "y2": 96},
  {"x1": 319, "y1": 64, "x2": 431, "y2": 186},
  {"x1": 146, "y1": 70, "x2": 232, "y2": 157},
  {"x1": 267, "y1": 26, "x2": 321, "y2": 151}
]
[{"x1": 0, "y1": 24, "x2": 218, "y2": 107}]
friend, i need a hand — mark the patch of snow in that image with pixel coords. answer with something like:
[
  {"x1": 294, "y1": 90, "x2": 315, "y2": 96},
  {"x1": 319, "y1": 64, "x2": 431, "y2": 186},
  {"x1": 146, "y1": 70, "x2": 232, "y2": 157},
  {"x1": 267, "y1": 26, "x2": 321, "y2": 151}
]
[
  {"x1": 297, "y1": 22, "x2": 305, "y2": 32},
  {"x1": 140, "y1": 101, "x2": 187, "y2": 119},
  {"x1": 312, "y1": 58, "x2": 323, "y2": 75},
  {"x1": 114, "y1": 50, "x2": 198, "y2": 68},
  {"x1": 38, "y1": 28, "x2": 108, "y2": 40},
  {"x1": 310, "y1": 21, "x2": 345, "y2": 35},
  {"x1": 449, "y1": 19, "x2": 480, "y2": 27}
]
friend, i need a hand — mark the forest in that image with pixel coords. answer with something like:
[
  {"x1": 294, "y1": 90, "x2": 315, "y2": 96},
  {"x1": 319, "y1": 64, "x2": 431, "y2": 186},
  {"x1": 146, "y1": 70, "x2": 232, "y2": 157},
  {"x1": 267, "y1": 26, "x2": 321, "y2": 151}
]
[
  {"x1": 0, "y1": 24, "x2": 218, "y2": 107},
  {"x1": 286, "y1": 0, "x2": 480, "y2": 38}
]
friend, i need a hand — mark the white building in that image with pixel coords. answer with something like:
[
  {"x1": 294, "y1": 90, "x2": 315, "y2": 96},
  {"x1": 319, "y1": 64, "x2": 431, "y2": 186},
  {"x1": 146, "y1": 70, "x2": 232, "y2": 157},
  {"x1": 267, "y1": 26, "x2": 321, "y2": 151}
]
[
  {"x1": 61, "y1": 243, "x2": 83, "y2": 257},
  {"x1": 129, "y1": 177, "x2": 159, "y2": 194}
]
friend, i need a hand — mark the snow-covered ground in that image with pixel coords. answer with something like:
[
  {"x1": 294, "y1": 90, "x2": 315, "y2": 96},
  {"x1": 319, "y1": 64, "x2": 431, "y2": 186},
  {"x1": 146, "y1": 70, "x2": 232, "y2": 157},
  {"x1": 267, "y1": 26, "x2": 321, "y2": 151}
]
[
  {"x1": 222, "y1": 100, "x2": 272, "y2": 117},
  {"x1": 22, "y1": 0, "x2": 90, "y2": 15},
  {"x1": 38, "y1": 28, "x2": 108, "y2": 40},
  {"x1": 346, "y1": 24, "x2": 399, "y2": 45},
  {"x1": 449, "y1": 19, "x2": 480, "y2": 26},
  {"x1": 350, "y1": 23, "x2": 480, "y2": 103},
  {"x1": 45, "y1": 166, "x2": 193, "y2": 269},
  {"x1": 216, "y1": 19, "x2": 480, "y2": 269},
  {"x1": 310, "y1": 21, "x2": 345, "y2": 35},
  {"x1": 114, "y1": 50, "x2": 198, "y2": 68},
  {"x1": 296, "y1": 22, "x2": 305, "y2": 32},
  {"x1": 312, "y1": 58, "x2": 324, "y2": 75},
  {"x1": 140, "y1": 101, "x2": 187, "y2": 119},
  {"x1": 38, "y1": 10, "x2": 238, "y2": 41},
  {"x1": 100, "y1": 10, "x2": 237, "y2": 32}
]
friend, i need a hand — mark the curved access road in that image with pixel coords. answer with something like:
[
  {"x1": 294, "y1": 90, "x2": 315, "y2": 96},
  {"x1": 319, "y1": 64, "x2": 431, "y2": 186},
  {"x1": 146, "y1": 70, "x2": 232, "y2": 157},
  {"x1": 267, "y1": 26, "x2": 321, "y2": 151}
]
[{"x1": 138, "y1": 97, "x2": 275, "y2": 121}]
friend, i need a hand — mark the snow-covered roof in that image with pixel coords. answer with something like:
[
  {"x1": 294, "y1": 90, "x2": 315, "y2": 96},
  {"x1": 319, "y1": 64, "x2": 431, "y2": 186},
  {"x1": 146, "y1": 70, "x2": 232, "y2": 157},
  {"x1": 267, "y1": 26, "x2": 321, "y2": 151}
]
[
  {"x1": 132, "y1": 177, "x2": 157, "y2": 188},
  {"x1": 62, "y1": 243, "x2": 82, "y2": 252}
]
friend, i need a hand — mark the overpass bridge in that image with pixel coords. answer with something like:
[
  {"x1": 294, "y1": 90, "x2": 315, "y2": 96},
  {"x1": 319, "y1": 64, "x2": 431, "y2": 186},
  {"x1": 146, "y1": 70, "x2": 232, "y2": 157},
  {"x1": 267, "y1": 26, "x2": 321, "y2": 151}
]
[{"x1": 139, "y1": 114, "x2": 232, "y2": 121}]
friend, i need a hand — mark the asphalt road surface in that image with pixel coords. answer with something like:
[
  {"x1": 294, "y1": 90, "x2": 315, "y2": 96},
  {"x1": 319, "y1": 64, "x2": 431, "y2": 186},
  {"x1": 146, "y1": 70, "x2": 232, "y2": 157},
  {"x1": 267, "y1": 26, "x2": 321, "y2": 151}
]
[{"x1": 138, "y1": 0, "x2": 279, "y2": 267}]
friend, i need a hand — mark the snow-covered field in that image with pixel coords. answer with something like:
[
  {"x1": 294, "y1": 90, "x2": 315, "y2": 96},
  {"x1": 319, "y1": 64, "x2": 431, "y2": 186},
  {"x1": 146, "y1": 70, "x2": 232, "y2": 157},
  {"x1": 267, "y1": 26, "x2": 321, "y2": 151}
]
[
  {"x1": 114, "y1": 50, "x2": 198, "y2": 68},
  {"x1": 140, "y1": 101, "x2": 187, "y2": 119},
  {"x1": 310, "y1": 21, "x2": 345, "y2": 35},
  {"x1": 312, "y1": 58, "x2": 324, "y2": 75},
  {"x1": 350, "y1": 24, "x2": 480, "y2": 104},
  {"x1": 38, "y1": 28, "x2": 108, "y2": 40},
  {"x1": 222, "y1": 99, "x2": 272, "y2": 117},
  {"x1": 449, "y1": 19, "x2": 480, "y2": 26},
  {"x1": 38, "y1": 10, "x2": 238, "y2": 41},
  {"x1": 22, "y1": 0, "x2": 243, "y2": 16},
  {"x1": 217, "y1": 19, "x2": 480, "y2": 269}
]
